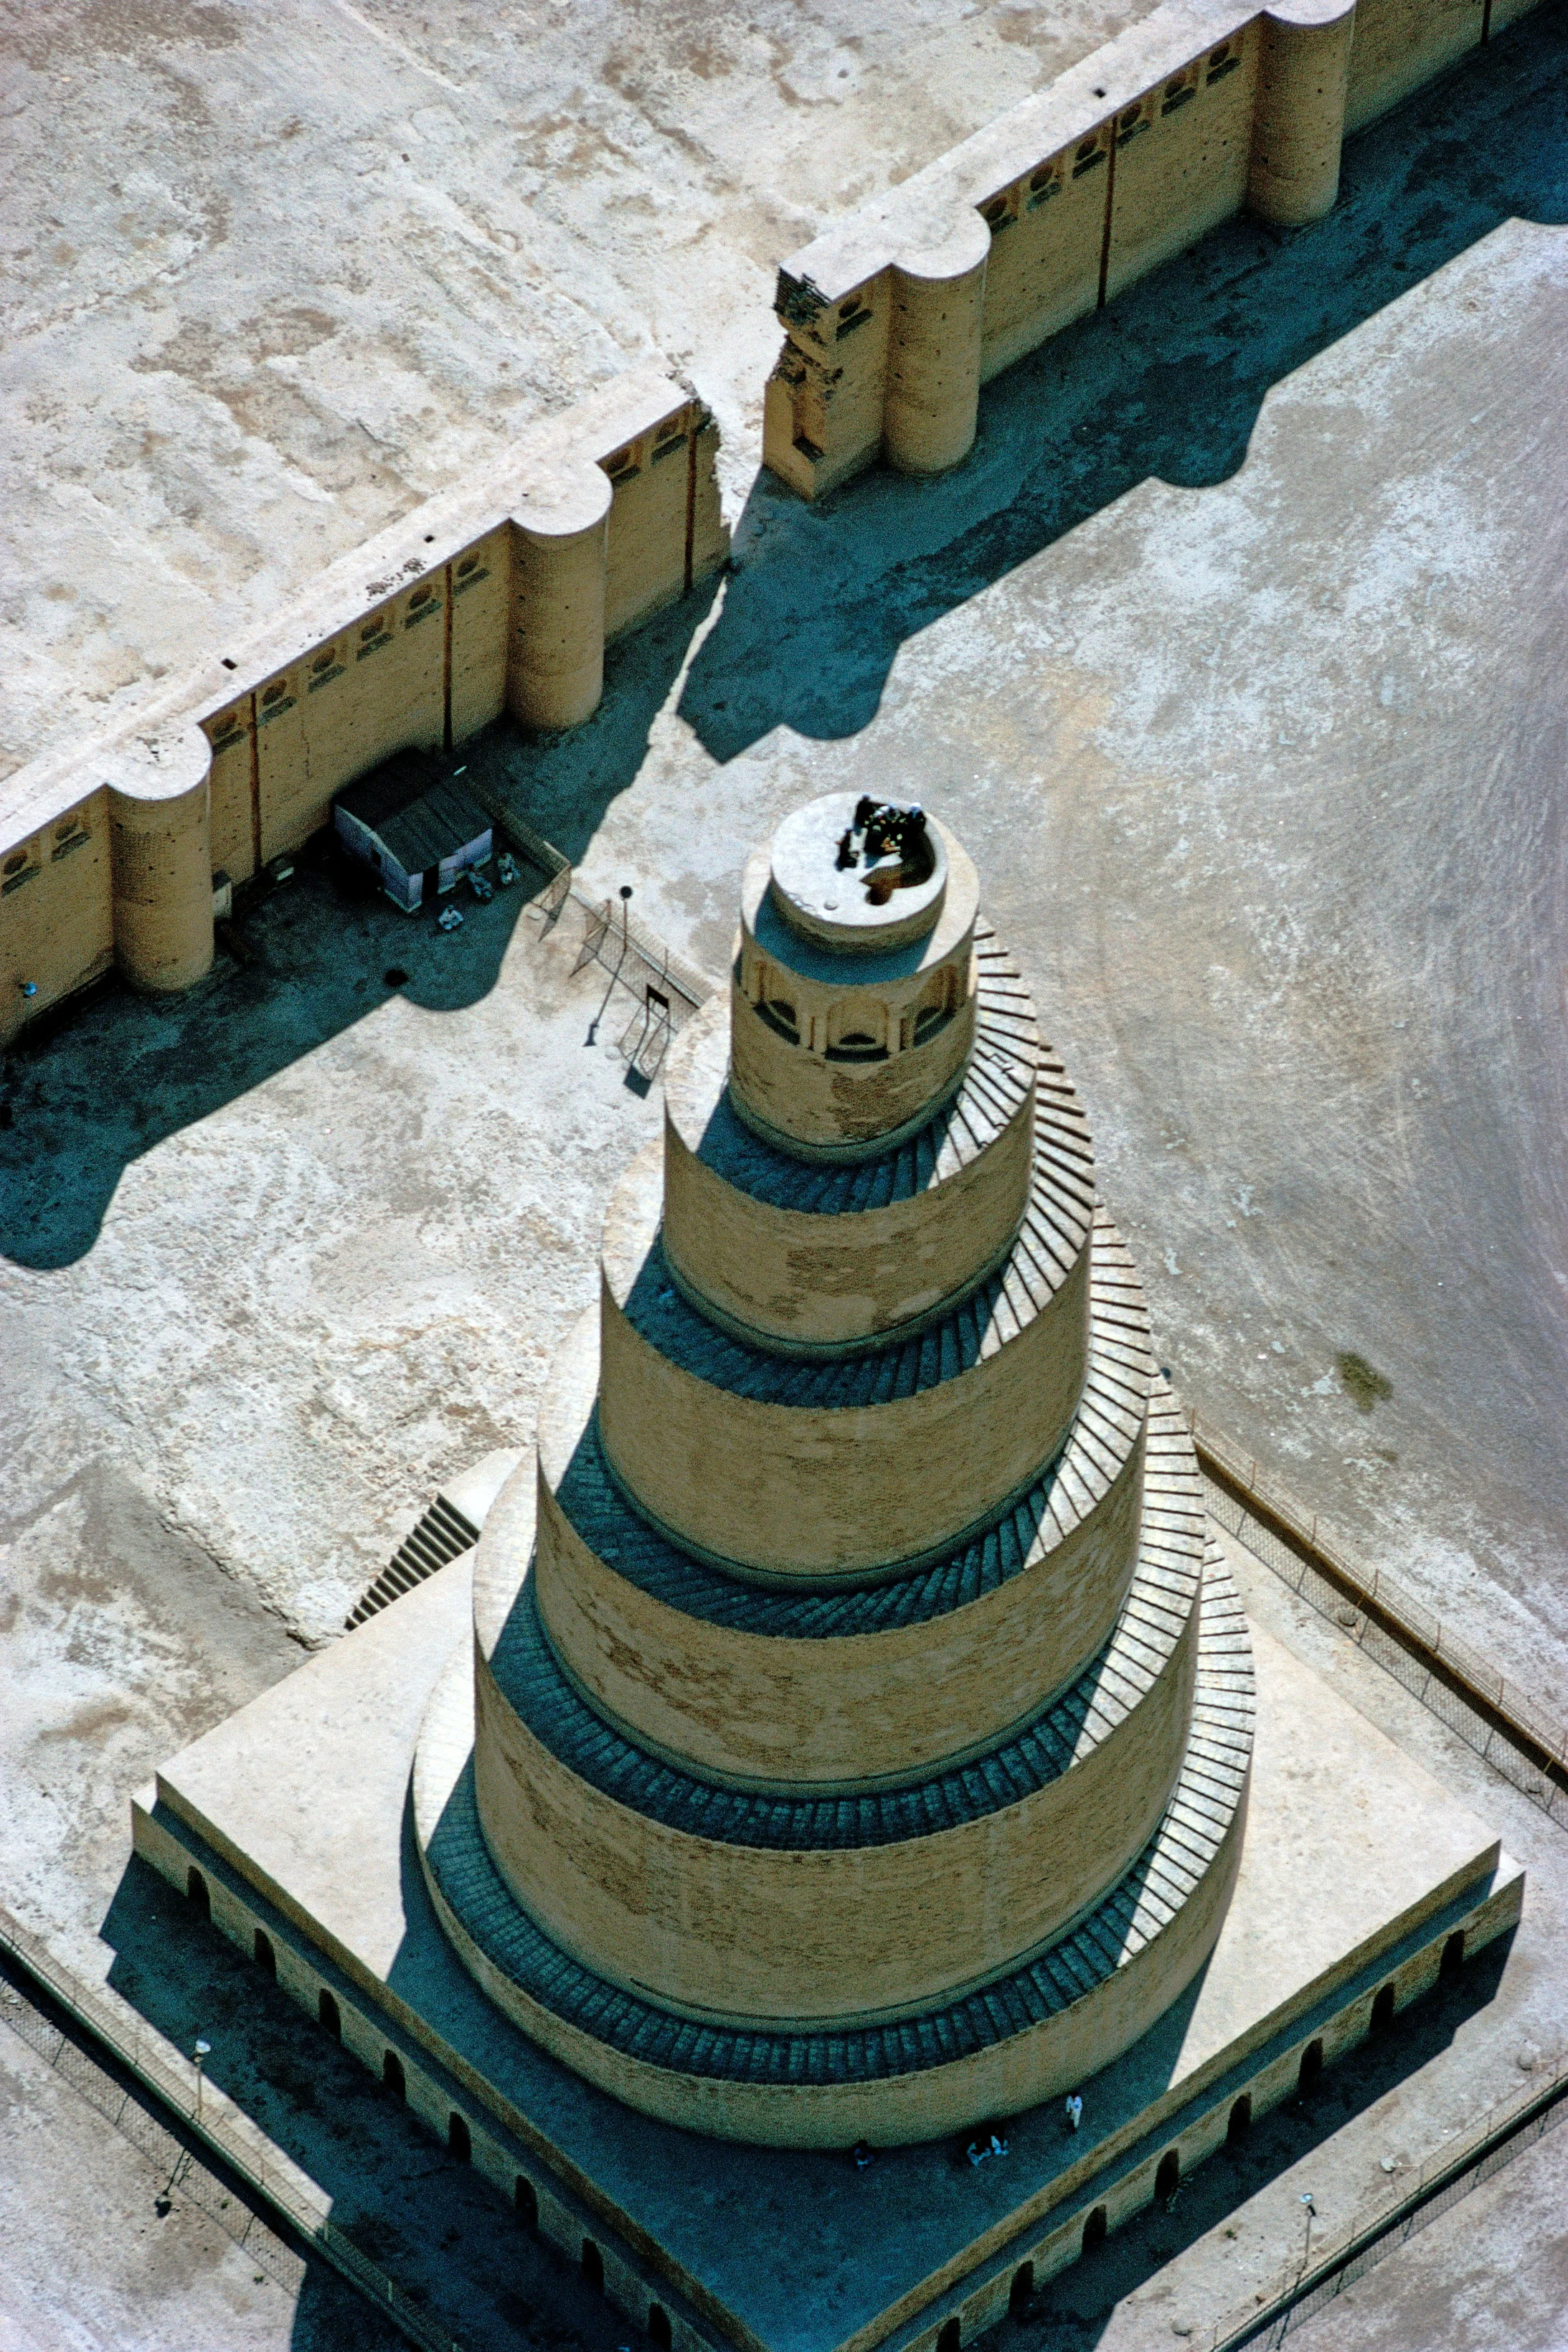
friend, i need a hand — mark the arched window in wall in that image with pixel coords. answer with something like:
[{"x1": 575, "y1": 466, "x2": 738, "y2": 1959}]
[
  {"x1": 912, "y1": 972, "x2": 953, "y2": 1049},
  {"x1": 756, "y1": 996, "x2": 801, "y2": 1044},
  {"x1": 825, "y1": 1003, "x2": 888, "y2": 1062}
]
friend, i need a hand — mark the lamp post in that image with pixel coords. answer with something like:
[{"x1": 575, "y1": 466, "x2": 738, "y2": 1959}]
[
  {"x1": 588, "y1": 887, "x2": 635, "y2": 1049},
  {"x1": 1300, "y1": 2191, "x2": 1316, "y2": 2266},
  {"x1": 194, "y1": 2038, "x2": 212, "y2": 2121}
]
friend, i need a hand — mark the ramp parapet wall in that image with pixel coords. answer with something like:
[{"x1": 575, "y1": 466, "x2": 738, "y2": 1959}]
[
  {"x1": 0, "y1": 367, "x2": 726, "y2": 1044},
  {"x1": 764, "y1": 0, "x2": 1526, "y2": 498}
]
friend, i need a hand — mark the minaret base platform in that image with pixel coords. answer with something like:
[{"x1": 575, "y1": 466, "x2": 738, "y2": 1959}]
[{"x1": 132, "y1": 1535, "x2": 1522, "y2": 2352}]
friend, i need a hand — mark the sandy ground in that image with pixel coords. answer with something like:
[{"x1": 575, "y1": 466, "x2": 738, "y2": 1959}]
[
  {"x1": 4, "y1": 3, "x2": 1568, "y2": 2348},
  {"x1": 0, "y1": 876, "x2": 673, "y2": 1936},
  {"x1": 0, "y1": 0, "x2": 1156, "y2": 775},
  {"x1": 1013, "y1": 1524, "x2": 1568, "y2": 2352},
  {"x1": 0, "y1": 1952, "x2": 395, "y2": 2352},
  {"x1": 0, "y1": 1935, "x2": 644, "y2": 2352},
  {"x1": 1287, "y1": 2117, "x2": 1568, "y2": 2352}
]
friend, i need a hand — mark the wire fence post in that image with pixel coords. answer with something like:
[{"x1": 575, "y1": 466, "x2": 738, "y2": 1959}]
[{"x1": 1189, "y1": 1418, "x2": 1567, "y2": 1808}]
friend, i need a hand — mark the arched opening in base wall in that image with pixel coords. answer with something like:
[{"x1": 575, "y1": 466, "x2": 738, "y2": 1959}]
[
  {"x1": 318, "y1": 1988, "x2": 340, "y2": 2040},
  {"x1": 582, "y1": 2239, "x2": 605, "y2": 2295},
  {"x1": 252, "y1": 1928, "x2": 275, "y2": 1979},
  {"x1": 186, "y1": 1867, "x2": 210, "y2": 1919},
  {"x1": 936, "y1": 2320, "x2": 960, "y2": 2352},
  {"x1": 1441, "y1": 1930, "x2": 1465, "y2": 1982},
  {"x1": 1008, "y1": 2262, "x2": 1033, "y2": 2316},
  {"x1": 515, "y1": 2176, "x2": 538, "y2": 2232},
  {"x1": 1155, "y1": 2149, "x2": 1180, "y2": 2204},
  {"x1": 1371, "y1": 1983, "x2": 1397, "y2": 2036},
  {"x1": 448, "y1": 2112, "x2": 471, "y2": 2163},
  {"x1": 648, "y1": 2303, "x2": 672, "y2": 2351},
  {"x1": 1227, "y1": 2093, "x2": 1252, "y2": 2146},
  {"x1": 383, "y1": 2051, "x2": 405, "y2": 2101},
  {"x1": 1082, "y1": 2206, "x2": 1107, "y2": 2255},
  {"x1": 1298, "y1": 2036, "x2": 1323, "y2": 2092}
]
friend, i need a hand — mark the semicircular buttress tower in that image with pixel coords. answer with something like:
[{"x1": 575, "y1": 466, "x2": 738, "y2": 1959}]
[{"x1": 414, "y1": 792, "x2": 1255, "y2": 2148}]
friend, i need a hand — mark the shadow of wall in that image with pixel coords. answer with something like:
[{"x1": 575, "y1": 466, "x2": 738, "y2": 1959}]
[
  {"x1": 7, "y1": 11, "x2": 1564, "y2": 1271},
  {"x1": 0, "y1": 833, "x2": 539, "y2": 1270},
  {"x1": 680, "y1": 4, "x2": 1568, "y2": 765}
]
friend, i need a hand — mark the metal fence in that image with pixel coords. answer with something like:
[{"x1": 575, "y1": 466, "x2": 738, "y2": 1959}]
[
  {"x1": 476, "y1": 788, "x2": 717, "y2": 1021},
  {"x1": 572, "y1": 892, "x2": 713, "y2": 1016},
  {"x1": 1206, "y1": 2049, "x2": 1568, "y2": 2350},
  {"x1": 1193, "y1": 1413, "x2": 1568, "y2": 1822},
  {"x1": 0, "y1": 1902, "x2": 463, "y2": 2352}
]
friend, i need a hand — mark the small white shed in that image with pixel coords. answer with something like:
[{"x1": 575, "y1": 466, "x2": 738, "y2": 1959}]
[{"x1": 334, "y1": 752, "x2": 493, "y2": 913}]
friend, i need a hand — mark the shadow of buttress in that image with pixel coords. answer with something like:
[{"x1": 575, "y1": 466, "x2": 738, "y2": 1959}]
[
  {"x1": 9, "y1": 8, "x2": 1565, "y2": 1274},
  {"x1": 676, "y1": 2, "x2": 1568, "y2": 765}
]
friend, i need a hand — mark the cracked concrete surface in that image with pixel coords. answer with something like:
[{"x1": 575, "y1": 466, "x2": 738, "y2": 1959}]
[
  {"x1": 4, "y1": 2, "x2": 1568, "y2": 2348},
  {"x1": 0, "y1": 0, "x2": 1156, "y2": 775}
]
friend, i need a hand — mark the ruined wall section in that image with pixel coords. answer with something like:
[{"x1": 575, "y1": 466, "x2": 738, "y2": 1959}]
[
  {"x1": 765, "y1": 0, "x2": 1536, "y2": 499},
  {"x1": 1, "y1": 0, "x2": 1539, "y2": 1032},
  {"x1": 0, "y1": 369, "x2": 727, "y2": 1044}
]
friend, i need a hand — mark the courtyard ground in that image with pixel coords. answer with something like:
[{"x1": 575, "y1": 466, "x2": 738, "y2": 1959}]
[{"x1": 2, "y1": 3, "x2": 1567, "y2": 2348}]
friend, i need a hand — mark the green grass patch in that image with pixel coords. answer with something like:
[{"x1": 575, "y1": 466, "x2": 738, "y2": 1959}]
[{"x1": 1337, "y1": 1351, "x2": 1392, "y2": 1413}]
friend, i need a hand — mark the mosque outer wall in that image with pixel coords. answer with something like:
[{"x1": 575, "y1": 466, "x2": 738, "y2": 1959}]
[
  {"x1": 131, "y1": 1773, "x2": 1523, "y2": 2343},
  {"x1": 0, "y1": 366, "x2": 725, "y2": 1045},
  {"x1": 763, "y1": 0, "x2": 1544, "y2": 498},
  {"x1": 0, "y1": 0, "x2": 1543, "y2": 1041}
]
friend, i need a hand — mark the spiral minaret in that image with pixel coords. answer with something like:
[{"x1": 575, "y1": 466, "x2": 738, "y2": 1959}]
[{"x1": 414, "y1": 792, "x2": 1255, "y2": 2147}]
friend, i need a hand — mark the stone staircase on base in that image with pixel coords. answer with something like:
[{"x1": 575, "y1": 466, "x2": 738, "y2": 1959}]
[{"x1": 346, "y1": 1447, "x2": 524, "y2": 1630}]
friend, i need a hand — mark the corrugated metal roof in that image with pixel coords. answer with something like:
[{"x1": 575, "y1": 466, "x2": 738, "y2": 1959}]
[{"x1": 336, "y1": 752, "x2": 491, "y2": 875}]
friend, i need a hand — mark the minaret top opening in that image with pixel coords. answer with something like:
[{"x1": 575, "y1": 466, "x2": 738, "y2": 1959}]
[{"x1": 769, "y1": 791, "x2": 948, "y2": 955}]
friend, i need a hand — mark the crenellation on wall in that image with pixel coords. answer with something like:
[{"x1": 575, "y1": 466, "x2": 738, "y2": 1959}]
[
  {"x1": 763, "y1": 0, "x2": 1544, "y2": 497},
  {"x1": 0, "y1": 787, "x2": 114, "y2": 1016},
  {"x1": 976, "y1": 124, "x2": 1113, "y2": 384},
  {"x1": 0, "y1": 364, "x2": 727, "y2": 1044},
  {"x1": 253, "y1": 572, "x2": 451, "y2": 868},
  {"x1": 1105, "y1": 19, "x2": 1262, "y2": 299},
  {"x1": 602, "y1": 413, "x2": 693, "y2": 641},
  {"x1": 448, "y1": 525, "x2": 514, "y2": 747},
  {"x1": 201, "y1": 696, "x2": 259, "y2": 889}
]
